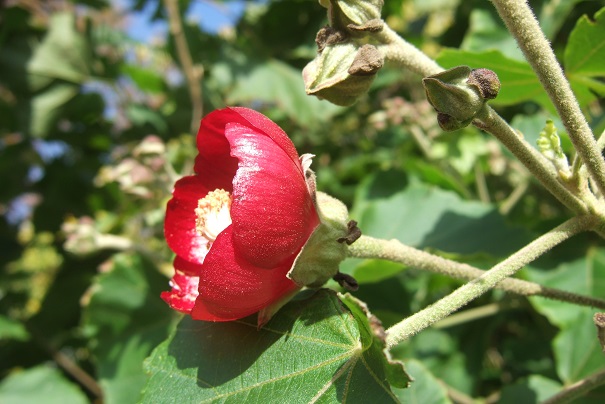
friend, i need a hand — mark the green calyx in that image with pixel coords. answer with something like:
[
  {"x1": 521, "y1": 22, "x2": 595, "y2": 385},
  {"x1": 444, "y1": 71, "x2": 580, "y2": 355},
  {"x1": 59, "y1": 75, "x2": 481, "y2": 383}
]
[
  {"x1": 320, "y1": 0, "x2": 384, "y2": 36},
  {"x1": 303, "y1": 40, "x2": 383, "y2": 106},
  {"x1": 287, "y1": 192, "x2": 351, "y2": 287}
]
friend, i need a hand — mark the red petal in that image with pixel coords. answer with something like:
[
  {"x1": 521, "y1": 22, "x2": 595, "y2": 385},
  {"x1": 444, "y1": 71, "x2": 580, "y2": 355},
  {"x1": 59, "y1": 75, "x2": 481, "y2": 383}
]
[
  {"x1": 161, "y1": 269, "x2": 199, "y2": 314},
  {"x1": 226, "y1": 122, "x2": 320, "y2": 268},
  {"x1": 190, "y1": 227, "x2": 300, "y2": 321},
  {"x1": 164, "y1": 175, "x2": 211, "y2": 265},
  {"x1": 173, "y1": 255, "x2": 203, "y2": 276}
]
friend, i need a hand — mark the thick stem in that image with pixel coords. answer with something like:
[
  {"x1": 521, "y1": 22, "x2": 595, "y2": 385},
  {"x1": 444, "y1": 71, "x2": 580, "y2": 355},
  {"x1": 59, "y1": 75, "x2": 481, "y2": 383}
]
[
  {"x1": 474, "y1": 106, "x2": 587, "y2": 214},
  {"x1": 490, "y1": 0, "x2": 605, "y2": 198},
  {"x1": 163, "y1": 0, "x2": 204, "y2": 134},
  {"x1": 375, "y1": 25, "x2": 443, "y2": 77},
  {"x1": 542, "y1": 368, "x2": 605, "y2": 404},
  {"x1": 348, "y1": 234, "x2": 605, "y2": 311},
  {"x1": 377, "y1": 215, "x2": 596, "y2": 348}
]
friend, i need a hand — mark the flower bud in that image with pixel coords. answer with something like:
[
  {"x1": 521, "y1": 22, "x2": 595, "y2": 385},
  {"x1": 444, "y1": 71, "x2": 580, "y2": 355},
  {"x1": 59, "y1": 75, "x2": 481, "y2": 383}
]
[
  {"x1": 423, "y1": 66, "x2": 500, "y2": 131},
  {"x1": 287, "y1": 192, "x2": 351, "y2": 287},
  {"x1": 303, "y1": 42, "x2": 383, "y2": 106}
]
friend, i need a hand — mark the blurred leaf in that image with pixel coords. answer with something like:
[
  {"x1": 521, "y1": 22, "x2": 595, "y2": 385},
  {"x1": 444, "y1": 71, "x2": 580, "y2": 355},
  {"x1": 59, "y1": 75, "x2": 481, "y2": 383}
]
[
  {"x1": 565, "y1": 7, "x2": 605, "y2": 107},
  {"x1": 436, "y1": 49, "x2": 554, "y2": 112},
  {"x1": 121, "y1": 65, "x2": 165, "y2": 94},
  {"x1": 355, "y1": 178, "x2": 530, "y2": 256},
  {"x1": 29, "y1": 83, "x2": 79, "y2": 137},
  {"x1": 27, "y1": 12, "x2": 89, "y2": 89},
  {"x1": 82, "y1": 253, "x2": 173, "y2": 404},
  {"x1": 352, "y1": 259, "x2": 405, "y2": 284},
  {"x1": 461, "y1": 8, "x2": 523, "y2": 60},
  {"x1": 0, "y1": 316, "x2": 29, "y2": 342},
  {"x1": 227, "y1": 59, "x2": 342, "y2": 128},
  {"x1": 499, "y1": 375, "x2": 562, "y2": 403},
  {"x1": 142, "y1": 289, "x2": 409, "y2": 403},
  {"x1": 393, "y1": 359, "x2": 451, "y2": 404},
  {"x1": 126, "y1": 104, "x2": 167, "y2": 133},
  {"x1": 526, "y1": 248, "x2": 605, "y2": 382},
  {"x1": 0, "y1": 365, "x2": 87, "y2": 404}
]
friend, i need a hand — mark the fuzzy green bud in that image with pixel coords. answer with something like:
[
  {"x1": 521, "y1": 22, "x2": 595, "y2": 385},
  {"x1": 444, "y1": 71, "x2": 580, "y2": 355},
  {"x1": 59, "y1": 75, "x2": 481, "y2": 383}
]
[{"x1": 423, "y1": 66, "x2": 500, "y2": 131}]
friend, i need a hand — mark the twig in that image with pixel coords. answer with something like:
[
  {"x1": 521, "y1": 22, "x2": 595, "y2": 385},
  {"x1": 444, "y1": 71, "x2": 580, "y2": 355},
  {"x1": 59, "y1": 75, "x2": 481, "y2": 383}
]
[
  {"x1": 499, "y1": 180, "x2": 529, "y2": 215},
  {"x1": 163, "y1": 0, "x2": 204, "y2": 134},
  {"x1": 474, "y1": 106, "x2": 587, "y2": 214},
  {"x1": 475, "y1": 162, "x2": 491, "y2": 203}
]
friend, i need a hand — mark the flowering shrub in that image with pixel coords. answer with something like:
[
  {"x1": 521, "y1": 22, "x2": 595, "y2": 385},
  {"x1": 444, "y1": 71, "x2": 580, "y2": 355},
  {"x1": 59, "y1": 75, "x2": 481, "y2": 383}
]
[{"x1": 162, "y1": 107, "x2": 321, "y2": 321}]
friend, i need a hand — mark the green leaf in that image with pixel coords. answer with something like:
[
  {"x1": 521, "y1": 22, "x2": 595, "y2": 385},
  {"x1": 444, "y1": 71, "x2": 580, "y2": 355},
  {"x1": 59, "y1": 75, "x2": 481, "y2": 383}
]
[
  {"x1": 142, "y1": 289, "x2": 410, "y2": 403},
  {"x1": 352, "y1": 260, "x2": 405, "y2": 284},
  {"x1": 227, "y1": 59, "x2": 342, "y2": 128},
  {"x1": 355, "y1": 179, "x2": 530, "y2": 256},
  {"x1": 82, "y1": 253, "x2": 173, "y2": 404},
  {"x1": 29, "y1": 83, "x2": 78, "y2": 137},
  {"x1": 526, "y1": 247, "x2": 605, "y2": 383},
  {"x1": 499, "y1": 375, "x2": 562, "y2": 403},
  {"x1": 0, "y1": 316, "x2": 29, "y2": 341},
  {"x1": 565, "y1": 7, "x2": 605, "y2": 107},
  {"x1": 121, "y1": 65, "x2": 165, "y2": 94},
  {"x1": 27, "y1": 12, "x2": 89, "y2": 89},
  {"x1": 0, "y1": 365, "x2": 87, "y2": 404},
  {"x1": 392, "y1": 359, "x2": 451, "y2": 404},
  {"x1": 460, "y1": 9, "x2": 524, "y2": 61},
  {"x1": 436, "y1": 49, "x2": 553, "y2": 112}
]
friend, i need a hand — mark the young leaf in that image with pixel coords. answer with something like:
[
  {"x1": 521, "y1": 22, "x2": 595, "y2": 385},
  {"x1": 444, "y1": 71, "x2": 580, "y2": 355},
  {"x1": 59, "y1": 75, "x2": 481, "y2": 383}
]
[
  {"x1": 564, "y1": 7, "x2": 605, "y2": 107},
  {"x1": 142, "y1": 289, "x2": 410, "y2": 403}
]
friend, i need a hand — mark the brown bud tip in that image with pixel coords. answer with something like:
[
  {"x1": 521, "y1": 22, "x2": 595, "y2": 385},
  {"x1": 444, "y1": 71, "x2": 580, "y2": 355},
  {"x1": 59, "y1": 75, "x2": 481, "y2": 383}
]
[
  {"x1": 315, "y1": 26, "x2": 348, "y2": 53},
  {"x1": 468, "y1": 68, "x2": 501, "y2": 100},
  {"x1": 348, "y1": 44, "x2": 383, "y2": 76}
]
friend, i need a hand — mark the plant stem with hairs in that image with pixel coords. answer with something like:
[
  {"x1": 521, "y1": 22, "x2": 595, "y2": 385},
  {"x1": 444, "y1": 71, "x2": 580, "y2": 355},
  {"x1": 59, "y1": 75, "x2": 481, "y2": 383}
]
[{"x1": 490, "y1": 0, "x2": 605, "y2": 198}]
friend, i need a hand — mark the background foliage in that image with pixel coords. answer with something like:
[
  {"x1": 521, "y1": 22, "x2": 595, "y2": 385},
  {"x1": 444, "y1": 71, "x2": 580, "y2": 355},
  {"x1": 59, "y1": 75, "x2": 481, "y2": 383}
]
[{"x1": 1, "y1": 0, "x2": 604, "y2": 402}]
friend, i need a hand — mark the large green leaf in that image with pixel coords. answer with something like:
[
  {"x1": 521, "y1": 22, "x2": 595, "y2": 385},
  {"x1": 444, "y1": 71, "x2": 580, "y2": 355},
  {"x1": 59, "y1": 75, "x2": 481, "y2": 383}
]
[
  {"x1": 460, "y1": 9, "x2": 523, "y2": 60},
  {"x1": 227, "y1": 59, "x2": 342, "y2": 128},
  {"x1": 0, "y1": 365, "x2": 88, "y2": 404},
  {"x1": 565, "y1": 7, "x2": 605, "y2": 107},
  {"x1": 82, "y1": 253, "x2": 173, "y2": 404},
  {"x1": 27, "y1": 12, "x2": 89, "y2": 89},
  {"x1": 355, "y1": 179, "x2": 529, "y2": 256},
  {"x1": 436, "y1": 49, "x2": 553, "y2": 111},
  {"x1": 142, "y1": 289, "x2": 410, "y2": 403},
  {"x1": 526, "y1": 248, "x2": 605, "y2": 383}
]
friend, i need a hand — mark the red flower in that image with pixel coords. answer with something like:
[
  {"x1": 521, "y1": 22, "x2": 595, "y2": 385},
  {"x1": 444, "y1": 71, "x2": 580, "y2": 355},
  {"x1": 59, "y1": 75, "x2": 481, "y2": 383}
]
[{"x1": 162, "y1": 107, "x2": 320, "y2": 321}]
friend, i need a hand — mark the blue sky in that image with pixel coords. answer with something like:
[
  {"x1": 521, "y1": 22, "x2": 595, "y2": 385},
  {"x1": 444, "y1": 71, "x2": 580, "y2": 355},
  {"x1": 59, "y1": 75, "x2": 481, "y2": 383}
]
[{"x1": 113, "y1": 0, "x2": 248, "y2": 42}]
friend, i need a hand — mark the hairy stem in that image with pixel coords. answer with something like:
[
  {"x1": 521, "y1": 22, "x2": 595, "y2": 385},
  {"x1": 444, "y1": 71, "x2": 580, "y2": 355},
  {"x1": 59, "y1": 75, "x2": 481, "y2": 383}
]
[
  {"x1": 543, "y1": 368, "x2": 605, "y2": 404},
  {"x1": 474, "y1": 106, "x2": 587, "y2": 213},
  {"x1": 348, "y1": 233, "x2": 605, "y2": 311},
  {"x1": 163, "y1": 0, "x2": 204, "y2": 134},
  {"x1": 376, "y1": 25, "x2": 443, "y2": 77},
  {"x1": 370, "y1": 215, "x2": 596, "y2": 348},
  {"x1": 490, "y1": 0, "x2": 605, "y2": 198}
]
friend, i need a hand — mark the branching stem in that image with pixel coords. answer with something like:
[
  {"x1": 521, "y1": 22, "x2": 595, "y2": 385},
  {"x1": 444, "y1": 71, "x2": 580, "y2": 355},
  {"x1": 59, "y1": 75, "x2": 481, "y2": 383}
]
[
  {"x1": 357, "y1": 215, "x2": 597, "y2": 348},
  {"x1": 490, "y1": 0, "x2": 605, "y2": 198},
  {"x1": 543, "y1": 368, "x2": 605, "y2": 404}
]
